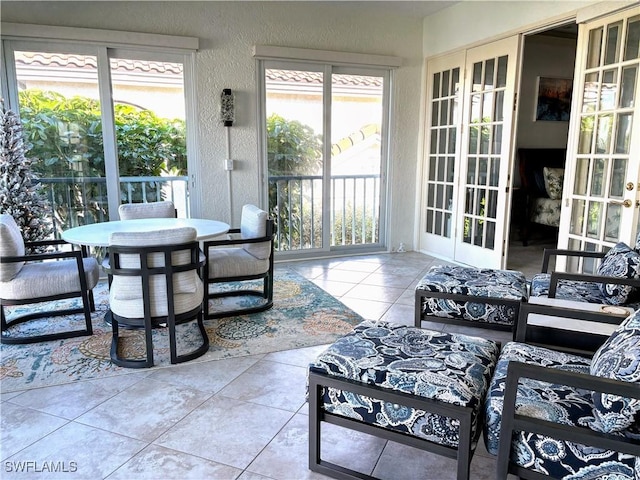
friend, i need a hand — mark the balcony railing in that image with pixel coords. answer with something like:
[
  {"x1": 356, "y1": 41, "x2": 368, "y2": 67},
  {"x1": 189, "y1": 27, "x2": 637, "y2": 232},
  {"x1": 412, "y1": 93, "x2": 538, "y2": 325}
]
[
  {"x1": 268, "y1": 173, "x2": 381, "y2": 251},
  {"x1": 39, "y1": 175, "x2": 189, "y2": 238},
  {"x1": 39, "y1": 173, "x2": 380, "y2": 252}
]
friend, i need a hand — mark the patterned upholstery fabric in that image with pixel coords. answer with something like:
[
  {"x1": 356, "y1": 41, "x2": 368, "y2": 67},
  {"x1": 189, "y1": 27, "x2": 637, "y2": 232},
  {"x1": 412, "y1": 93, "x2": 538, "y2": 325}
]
[
  {"x1": 589, "y1": 309, "x2": 640, "y2": 433},
  {"x1": 484, "y1": 341, "x2": 639, "y2": 479},
  {"x1": 596, "y1": 242, "x2": 640, "y2": 305},
  {"x1": 0, "y1": 214, "x2": 25, "y2": 282},
  {"x1": 530, "y1": 197, "x2": 561, "y2": 227},
  {"x1": 543, "y1": 167, "x2": 564, "y2": 200},
  {"x1": 416, "y1": 266, "x2": 528, "y2": 326},
  {"x1": 531, "y1": 274, "x2": 640, "y2": 310},
  {"x1": 309, "y1": 320, "x2": 499, "y2": 448}
]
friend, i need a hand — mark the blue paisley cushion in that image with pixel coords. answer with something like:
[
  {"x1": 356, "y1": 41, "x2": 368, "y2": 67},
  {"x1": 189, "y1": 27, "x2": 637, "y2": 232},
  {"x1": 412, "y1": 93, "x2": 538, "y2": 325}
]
[
  {"x1": 530, "y1": 273, "x2": 640, "y2": 310},
  {"x1": 309, "y1": 320, "x2": 499, "y2": 448},
  {"x1": 589, "y1": 309, "x2": 640, "y2": 434},
  {"x1": 484, "y1": 341, "x2": 639, "y2": 479},
  {"x1": 597, "y1": 243, "x2": 640, "y2": 305},
  {"x1": 416, "y1": 266, "x2": 528, "y2": 326}
]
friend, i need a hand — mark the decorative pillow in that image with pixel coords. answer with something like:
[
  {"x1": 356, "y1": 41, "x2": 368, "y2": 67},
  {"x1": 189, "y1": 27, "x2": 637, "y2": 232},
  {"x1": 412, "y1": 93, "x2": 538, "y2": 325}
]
[
  {"x1": 0, "y1": 214, "x2": 25, "y2": 282},
  {"x1": 542, "y1": 167, "x2": 564, "y2": 200},
  {"x1": 589, "y1": 309, "x2": 640, "y2": 433},
  {"x1": 597, "y1": 242, "x2": 640, "y2": 305}
]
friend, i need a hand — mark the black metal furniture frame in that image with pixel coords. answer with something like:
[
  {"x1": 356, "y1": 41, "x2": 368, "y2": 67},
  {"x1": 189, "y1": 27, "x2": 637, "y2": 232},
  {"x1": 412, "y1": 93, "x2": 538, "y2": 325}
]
[
  {"x1": 1, "y1": 239, "x2": 95, "y2": 344},
  {"x1": 414, "y1": 290, "x2": 519, "y2": 336},
  {"x1": 203, "y1": 219, "x2": 275, "y2": 320},
  {"x1": 308, "y1": 370, "x2": 481, "y2": 480},
  {"x1": 496, "y1": 361, "x2": 640, "y2": 479},
  {"x1": 107, "y1": 241, "x2": 208, "y2": 368}
]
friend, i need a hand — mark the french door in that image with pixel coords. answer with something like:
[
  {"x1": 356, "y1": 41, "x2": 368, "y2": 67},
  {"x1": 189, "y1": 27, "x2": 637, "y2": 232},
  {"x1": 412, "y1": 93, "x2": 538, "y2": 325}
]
[
  {"x1": 420, "y1": 36, "x2": 520, "y2": 268},
  {"x1": 559, "y1": 9, "x2": 640, "y2": 272}
]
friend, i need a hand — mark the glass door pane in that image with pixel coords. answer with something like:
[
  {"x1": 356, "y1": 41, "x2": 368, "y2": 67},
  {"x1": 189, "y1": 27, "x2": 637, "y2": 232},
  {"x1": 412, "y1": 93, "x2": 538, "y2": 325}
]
[
  {"x1": 561, "y1": 12, "x2": 640, "y2": 271},
  {"x1": 330, "y1": 72, "x2": 384, "y2": 247},
  {"x1": 265, "y1": 67, "x2": 324, "y2": 251},
  {"x1": 109, "y1": 54, "x2": 189, "y2": 217},
  {"x1": 13, "y1": 49, "x2": 107, "y2": 235}
]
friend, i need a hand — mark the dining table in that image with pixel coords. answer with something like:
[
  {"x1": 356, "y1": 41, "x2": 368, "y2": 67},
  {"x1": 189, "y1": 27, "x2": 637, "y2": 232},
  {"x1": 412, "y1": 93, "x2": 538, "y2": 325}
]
[{"x1": 61, "y1": 217, "x2": 230, "y2": 247}]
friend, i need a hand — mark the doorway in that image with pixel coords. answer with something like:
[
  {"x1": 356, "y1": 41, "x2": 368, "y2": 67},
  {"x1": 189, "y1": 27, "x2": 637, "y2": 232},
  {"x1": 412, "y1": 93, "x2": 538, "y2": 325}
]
[{"x1": 506, "y1": 23, "x2": 578, "y2": 279}]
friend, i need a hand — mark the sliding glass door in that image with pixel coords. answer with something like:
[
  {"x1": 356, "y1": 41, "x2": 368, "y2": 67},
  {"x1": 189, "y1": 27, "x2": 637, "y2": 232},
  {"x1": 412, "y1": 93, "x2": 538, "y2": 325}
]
[
  {"x1": 3, "y1": 41, "x2": 191, "y2": 236},
  {"x1": 261, "y1": 61, "x2": 390, "y2": 255}
]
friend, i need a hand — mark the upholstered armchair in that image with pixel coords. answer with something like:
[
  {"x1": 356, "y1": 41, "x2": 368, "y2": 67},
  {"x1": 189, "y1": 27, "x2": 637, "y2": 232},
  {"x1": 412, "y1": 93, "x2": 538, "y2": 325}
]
[
  {"x1": 118, "y1": 200, "x2": 177, "y2": 220},
  {"x1": 203, "y1": 204, "x2": 275, "y2": 319},
  {"x1": 484, "y1": 308, "x2": 640, "y2": 479},
  {"x1": 105, "y1": 226, "x2": 208, "y2": 368},
  {"x1": 530, "y1": 233, "x2": 640, "y2": 312},
  {"x1": 0, "y1": 214, "x2": 100, "y2": 344}
]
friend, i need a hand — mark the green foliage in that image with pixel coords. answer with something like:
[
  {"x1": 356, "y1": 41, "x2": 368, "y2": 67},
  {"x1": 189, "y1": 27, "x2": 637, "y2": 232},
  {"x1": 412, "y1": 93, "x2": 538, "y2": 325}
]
[
  {"x1": 16, "y1": 90, "x2": 187, "y2": 231},
  {"x1": 266, "y1": 114, "x2": 322, "y2": 250}
]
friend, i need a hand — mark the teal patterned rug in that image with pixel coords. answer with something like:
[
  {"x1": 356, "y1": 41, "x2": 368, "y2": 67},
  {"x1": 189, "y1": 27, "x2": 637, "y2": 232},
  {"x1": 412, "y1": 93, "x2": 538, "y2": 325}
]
[{"x1": 0, "y1": 269, "x2": 362, "y2": 393}]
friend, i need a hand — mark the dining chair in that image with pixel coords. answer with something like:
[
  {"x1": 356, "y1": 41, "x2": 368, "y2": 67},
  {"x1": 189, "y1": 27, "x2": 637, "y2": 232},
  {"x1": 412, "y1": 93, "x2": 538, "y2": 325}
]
[
  {"x1": 0, "y1": 214, "x2": 100, "y2": 344},
  {"x1": 118, "y1": 200, "x2": 177, "y2": 220},
  {"x1": 105, "y1": 226, "x2": 209, "y2": 368},
  {"x1": 203, "y1": 204, "x2": 275, "y2": 319}
]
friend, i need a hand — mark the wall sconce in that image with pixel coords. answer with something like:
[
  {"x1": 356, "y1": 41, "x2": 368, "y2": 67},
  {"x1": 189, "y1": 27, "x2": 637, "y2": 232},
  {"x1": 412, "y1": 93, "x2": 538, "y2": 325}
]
[{"x1": 221, "y1": 88, "x2": 235, "y2": 127}]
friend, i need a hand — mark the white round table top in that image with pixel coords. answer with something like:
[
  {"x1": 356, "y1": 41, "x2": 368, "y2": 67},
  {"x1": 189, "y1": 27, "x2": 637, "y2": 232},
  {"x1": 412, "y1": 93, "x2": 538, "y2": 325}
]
[{"x1": 61, "y1": 218, "x2": 230, "y2": 247}]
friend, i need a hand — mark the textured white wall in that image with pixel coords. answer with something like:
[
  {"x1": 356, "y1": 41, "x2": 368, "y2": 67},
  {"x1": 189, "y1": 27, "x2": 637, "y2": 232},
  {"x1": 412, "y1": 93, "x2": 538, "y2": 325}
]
[{"x1": 1, "y1": 1, "x2": 424, "y2": 251}]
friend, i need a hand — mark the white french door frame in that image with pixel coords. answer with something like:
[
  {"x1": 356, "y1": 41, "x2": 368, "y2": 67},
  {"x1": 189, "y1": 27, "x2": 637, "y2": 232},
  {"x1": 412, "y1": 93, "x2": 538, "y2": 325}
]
[
  {"x1": 558, "y1": 7, "x2": 640, "y2": 270},
  {"x1": 418, "y1": 35, "x2": 521, "y2": 269}
]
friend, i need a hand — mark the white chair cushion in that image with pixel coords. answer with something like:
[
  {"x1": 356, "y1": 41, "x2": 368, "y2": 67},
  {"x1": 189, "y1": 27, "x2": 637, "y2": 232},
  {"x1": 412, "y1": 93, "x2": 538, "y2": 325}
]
[
  {"x1": 0, "y1": 214, "x2": 25, "y2": 282},
  {"x1": 208, "y1": 247, "x2": 270, "y2": 278},
  {"x1": 0, "y1": 257, "x2": 99, "y2": 300},
  {"x1": 118, "y1": 201, "x2": 176, "y2": 220},
  {"x1": 240, "y1": 204, "x2": 271, "y2": 260},
  {"x1": 108, "y1": 227, "x2": 202, "y2": 318}
]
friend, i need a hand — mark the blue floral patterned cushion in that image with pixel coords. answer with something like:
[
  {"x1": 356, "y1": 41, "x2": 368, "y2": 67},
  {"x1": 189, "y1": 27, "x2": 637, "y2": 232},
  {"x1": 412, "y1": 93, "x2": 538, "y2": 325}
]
[
  {"x1": 543, "y1": 167, "x2": 564, "y2": 200},
  {"x1": 589, "y1": 309, "x2": 640, "y2": 434},
  {"x1": 416, "y1": 266, "x2": 528, "y2": 326},
  {"x1": 597, "y1": 243, "x2": 640, "y2": 305},
  {"x1": 485, "y1": 341, "x2": 638, "y2": 478},
  {"x1": 309, "y1": 320, "x2": 499, "y2": 448}
]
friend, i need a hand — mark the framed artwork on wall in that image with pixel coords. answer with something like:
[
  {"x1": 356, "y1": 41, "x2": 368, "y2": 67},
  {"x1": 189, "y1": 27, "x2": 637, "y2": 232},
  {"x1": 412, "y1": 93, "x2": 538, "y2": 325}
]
[{"x1": 535, "y1": 77, "x2": 573, "y2": 121}]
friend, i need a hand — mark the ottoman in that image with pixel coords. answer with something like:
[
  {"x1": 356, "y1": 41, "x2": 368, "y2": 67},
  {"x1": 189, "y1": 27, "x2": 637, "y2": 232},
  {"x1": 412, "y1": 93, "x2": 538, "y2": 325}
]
[
  {"x1": 307, "y1": 320, "x2": 500, "y2": 480},
  {"x1": 415, "y1": 265, "x2": 528, "y2": 333}
]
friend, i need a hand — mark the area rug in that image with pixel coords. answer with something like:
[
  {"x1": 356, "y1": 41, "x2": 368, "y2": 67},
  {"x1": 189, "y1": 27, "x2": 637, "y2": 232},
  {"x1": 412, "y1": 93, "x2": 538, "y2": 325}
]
[{"x1": 0, "y1": 269, "x2": 363, "y2": 393}]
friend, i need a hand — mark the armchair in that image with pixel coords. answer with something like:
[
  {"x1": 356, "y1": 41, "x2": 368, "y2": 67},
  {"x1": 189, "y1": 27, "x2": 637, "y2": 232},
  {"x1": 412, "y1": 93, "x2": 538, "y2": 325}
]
[
  {"x1": 105, "y1": 227, "x2": 208, "y2": 368},
  {"x1": 484, "y1": 308, "x2": 640, "y2": 479},
  {"x1": 203, "y1": 204, "x2": 274, "y2": 319},
  {"x1": 0, "y1": 214, "x2": 100, "y2": 344},
  {"x1": 530, "y1": 237, "x2": 640, "y2": 311}
]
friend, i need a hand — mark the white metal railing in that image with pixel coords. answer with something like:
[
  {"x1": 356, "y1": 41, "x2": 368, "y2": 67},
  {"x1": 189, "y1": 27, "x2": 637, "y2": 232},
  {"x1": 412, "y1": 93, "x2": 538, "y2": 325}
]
[
  {"x1": 268, "y1": 174, "x2": 381, "y2": 251},
  {"x1": 39, "y1": 175, "x2": 189, "y2": 238}
]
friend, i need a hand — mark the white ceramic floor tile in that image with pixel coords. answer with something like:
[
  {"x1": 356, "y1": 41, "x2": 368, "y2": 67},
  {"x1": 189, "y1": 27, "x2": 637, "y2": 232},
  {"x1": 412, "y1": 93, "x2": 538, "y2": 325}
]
[
  {"x1": 155, "y1": 395, "x2": 293, "y2": 470},
  {"x1": 2, "y1": 422, "x2": 146, "y2": 480},
  {"x1": 342, "y1": 284, "x2": 405, "y2": 303},
  {"x1": 338, "y1": 297, "x2": 391, "y2": 321},
  {"x1": 75, "y1": 378, "x2": 211, "y2": 442},
  {"x1": 107, "y1": 444, "x2": 242, "y2": 480},
  {"x1": 1, "y1": 402, "x2": 68, "y2": 460},
  {"x1": 264, "y1": 344, "x2": 329, "y2": 368},
  {"x1": 218, "y1": 360, "x2": 308, "y2": 412}
]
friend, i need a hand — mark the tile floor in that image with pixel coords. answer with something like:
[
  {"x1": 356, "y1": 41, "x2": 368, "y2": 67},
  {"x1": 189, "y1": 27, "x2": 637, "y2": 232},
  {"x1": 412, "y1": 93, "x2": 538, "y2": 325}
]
[{"x1": 1, "y1": 251, "x2": 524, "y2": 479}]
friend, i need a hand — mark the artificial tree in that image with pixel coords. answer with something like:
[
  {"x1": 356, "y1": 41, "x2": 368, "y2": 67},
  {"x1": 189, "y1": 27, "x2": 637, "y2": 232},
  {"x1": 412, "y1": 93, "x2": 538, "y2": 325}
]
[{"x1": 0, "y1": 102, "x2": 52, "y2": 245}]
